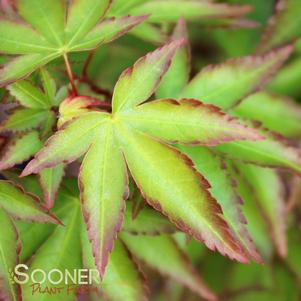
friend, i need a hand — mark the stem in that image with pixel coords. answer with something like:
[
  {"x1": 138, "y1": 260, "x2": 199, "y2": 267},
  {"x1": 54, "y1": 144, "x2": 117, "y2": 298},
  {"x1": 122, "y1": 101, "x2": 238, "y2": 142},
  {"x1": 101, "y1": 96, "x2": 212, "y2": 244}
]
[
  {"x1": 63, "y1": 53, "x2": 78, "y2": 96},
  {"x1": 83, "y1": 49, "x2": 96, "y2": 78}
]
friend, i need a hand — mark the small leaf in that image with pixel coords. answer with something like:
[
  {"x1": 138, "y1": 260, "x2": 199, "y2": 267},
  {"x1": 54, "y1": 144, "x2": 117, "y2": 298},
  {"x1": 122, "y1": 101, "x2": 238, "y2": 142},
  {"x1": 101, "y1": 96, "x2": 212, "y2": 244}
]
[
  {"x1": 79, "y1": 124, "x2": 128, "y2": 277},
  {"x1": 122, "y1": 233, "x2": 218, "y2": 301},
  {"x1": 39, "y1": 164, "x2": 65, "y2": 209},
  {"x1": 123, "y1": 202, "x2": 176, "y2": 235},
  {"x1": 0, "y1": 208, "x2": 21, "y2": 301},
  {"x1": 0, "y1": 108, "x2": 49, "y2": 132},
  {"x1": 231, "y1": 91, "x2": 301, "y2": 138},
  {"x1": 8, "y1": 80, "x2": 49, "y2": 109},
  {"x1": 180, "y1": 146, "x2": 262, "y2": 262},
  {"x1": 214, "y1": 128, "x2": 301, "y2": 175},
  {"x1": 257, "y1": 0, "x2": 301, "y2": 52},
  {"x1": 116, "y1": 124, "x2": 248, "y2": 262},
  {"x1": 40, "y1": 68, "x2": 56, "y2": 103},
  {"x1": 234, "y1": 163, "x2": 287, "y2": 257},
  {"x1": 118, "y1": 98, "x2": 263, "y2": 145},
  {"x1": 156, "y1": 18, "x2": 190, "y2": 99},
  {"x1": 179, "y1": 45, "x2": 293, "y2": 109},
  {"x1": 21, "y1": 112, "x2": 110, "y2": 176},
  {"x1": 129, "y1": 1, "x2": 251, "y2": 23},
  {"x1": 0, "y1": 131, "x2": 42, "y2": 170},
  {"x1": 112, "y1": 40, "x2": 183, "y2": 113},
  {"x1": 0, "y1": 180, "x2": 60, "y2": 224}
]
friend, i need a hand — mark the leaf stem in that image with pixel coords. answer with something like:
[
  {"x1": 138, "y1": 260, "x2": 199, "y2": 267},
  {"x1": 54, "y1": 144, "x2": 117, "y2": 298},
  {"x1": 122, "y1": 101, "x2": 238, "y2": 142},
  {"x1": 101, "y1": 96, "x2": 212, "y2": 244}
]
[{"x1": 63, "y1": 53, "x2": 78, "y2": 96}]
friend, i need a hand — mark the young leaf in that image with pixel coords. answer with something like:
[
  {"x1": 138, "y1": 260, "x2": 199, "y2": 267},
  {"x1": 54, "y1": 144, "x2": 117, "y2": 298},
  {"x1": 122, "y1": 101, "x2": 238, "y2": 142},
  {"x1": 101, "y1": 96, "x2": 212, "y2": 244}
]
[
  {"x1": 234, "y1": 163, "x2": 287, "y2": 257},
  {"x1": 0, "y1": 108, "x2": 49, "y2": 132},
  {"x1": 179, "y1": 46, "x2": 293, "y2": 109},
  {"x1": 22, "y1": 198, "x2": 82, "y2": 301},
  {"x1": 180, "y1": 146, "x2": 262, "y2": 262},
  {"x1": 21, "y1": 112, "x2": 110, "y2": 175},
  {"x1": 0, "y1": 180, "x2": 60, "y2": 224},
  {"x1": 257, "y1": 0, "x2": 301, "y2": 52},
  {"x1": 79, "y1": 124, "x2": 128, "y2": 277},
  {"x1": 112, "y1": 40, "x2": 183, "y2": 113},
  {"x1": 231, "y1": 91, "x2": 301, "y2": 138},
  {"x1": 8, "y1": 80, "x2": 49, "y2": 108},
  {"x1": 123, "y1": 202, "x2": 176, "y2": 235},
  {"x1": 0, "y1": 131, "x2": 42, "y2": 170},
  {"x1": 40, "y1": 68, "x2": 56, "y2": 103},
  {"x1": 118, "y1": 98, "x2": 262, "y2": 145},
  {"x1": 121, "y1": 233, "x2": 218, "y2": 301},
  {"x1": 0, "y1": 208, "x2": 21, "y2": 301},
  {"x1": 116, "y1": 124, "x2": 248, "y2": 262},
  {"x1": 39, "y1": 164, "x2": 65, "y2": 209},
  {"x1": 0, "y1": 0, "x2": 147, "y2": 85},
  {"x1": 214, "y1": 129, "x2": 301, "y2": 175},
  {"x1": 156, "y1": 18, "x2": 190, "y2": 99},
  {"x1": 129, "y1": 1, "x2": 251, "y2": 23}
]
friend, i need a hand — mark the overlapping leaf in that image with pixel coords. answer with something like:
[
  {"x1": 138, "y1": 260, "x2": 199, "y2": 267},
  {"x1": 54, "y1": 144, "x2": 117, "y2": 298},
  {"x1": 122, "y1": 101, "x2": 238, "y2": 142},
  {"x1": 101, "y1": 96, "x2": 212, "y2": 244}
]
[
  {"x1": 231, "y1": 91, "x2": 301, "y2": 138},
  {"x1": 0, "y1": 180, "x2": 60, "y2": 224},
  {"x1": 179, "y1": 45, "x2": 293, "y2": 109},
  {"x1": 122, "y1": 233, "x2": 218, "y2": 301},
  {"x1": 257, "y1": 0, "x2": 301, "y2": 52},
  {"x1": 179, "y1": 146, "x2": 262, "y2": 262},
  {"x1": 234, "y1": 163, "x2": 287, "y2": 257},
  {"x1": 21, "y1": 41, "x2": 264, "y2": 277},
  {"x1": 0, "y1": 0, "x2": 147, "y2": 85},
  {"x1": 109, "y1": 0, "x2": 254, "y2": 43}
]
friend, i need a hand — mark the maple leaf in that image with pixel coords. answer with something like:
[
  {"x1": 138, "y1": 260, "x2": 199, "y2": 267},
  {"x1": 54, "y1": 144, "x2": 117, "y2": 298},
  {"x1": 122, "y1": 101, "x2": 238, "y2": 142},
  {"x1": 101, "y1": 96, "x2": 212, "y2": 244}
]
[
  {"x1": 21, "y1": 40, "x2": 264, "y2": 277},
  {"x1": 0, "y1": 0, "x2": 148, "y2": 85}
]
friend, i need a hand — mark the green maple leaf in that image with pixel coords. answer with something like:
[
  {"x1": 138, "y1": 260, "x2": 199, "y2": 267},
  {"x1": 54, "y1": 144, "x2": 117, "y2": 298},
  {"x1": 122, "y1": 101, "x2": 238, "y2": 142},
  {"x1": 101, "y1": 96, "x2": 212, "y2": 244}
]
[
  {"x1": 21, "y1": 40, "x2": 263, "y2": 277},
  {"x1": 0, "y1": 0, "x2": 147, "y2": 85}
]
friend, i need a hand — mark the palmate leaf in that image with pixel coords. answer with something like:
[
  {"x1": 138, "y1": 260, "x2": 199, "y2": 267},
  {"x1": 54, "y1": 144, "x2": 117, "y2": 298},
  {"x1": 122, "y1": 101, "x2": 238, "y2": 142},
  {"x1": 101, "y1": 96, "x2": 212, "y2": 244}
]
[
  {"x1": 179, "y1": 45, "x2": 293, "y2": 109},
  {"x1": 0, "y1": 180, "x2": 60, "y2": 224},
  {"x1": 0, "y1": 208, "x2": 21, "y2": 301},
  {"x1": 122, "y1": 233, "x2": 217, "y2": 301},
  {"x1": 0, "y1": 0, "x2": 147, "y2": 85},
  {"x1": 231, "y1": 91, "x2": 301, "y2": 138},
  {"x1": 21, "y1": 41, "x2": 264, "y2": 277},
  {"x1": 3, "y1": 75, "x2": 57, "y2": 134},
  {"x1": 257, "y1": 0, "x2": 301, "y2": 52},
  {"x1": 0, "y1": 131, "x2": 42, "y2": 170}
]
